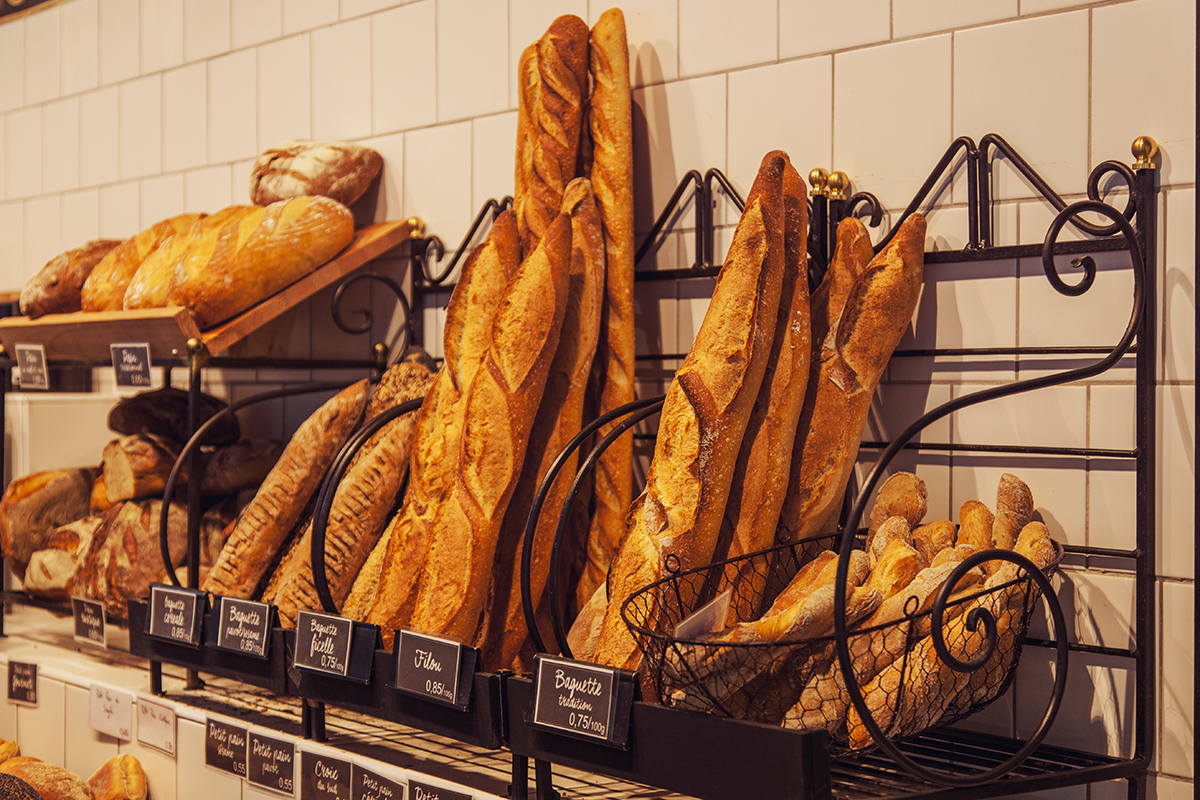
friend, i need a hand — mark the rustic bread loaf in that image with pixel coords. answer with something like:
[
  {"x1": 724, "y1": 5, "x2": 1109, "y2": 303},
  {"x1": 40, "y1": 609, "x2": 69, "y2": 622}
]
[
  {"x1": 196, "y1": 439, "x2": 285, "y2": 496},
  {"x1": 992, "y1": 473, "x2": 1034, "y2": 550},
  {"x1": 867, "y1": 472, "x2": 927, "y2": 540},
  {"x1": 593, "y1": 152, "x2": 790, "y2": 671},
  {"x1": 87, "y1": 755, "x2": 147, "y2": 800},
  {"x1": 912, "y1": 519, "x2": 956, "y2": 564},
  {"x1": 866, "y1": 514, "x2": 914, "y2": 567},
  {"x1": 0, "y1": 760, "x2": 91, "y2": 800},
  {"x1": 23, "y1": 516, "x2": 103, "y2": 600},
  {"x1": 776, "y1": 213, "x2": 926, "y2": 544},
  {"x1": 201, "y1": 380, "x2": 368, "y2": 598},
  {"x1": 0, "y1": 740, "x2": 18, "y2": 763},
  {"x1": 167, "y1": 196, "x2": 354, "y2": 329},
  {"x1": 482, "y1": 178, "x2": 604, "y2": 670},
  {"x1": 81, "y1": 213, "x2": 205, "y2": 312},
  {"x1": 566, "y1": 582, "x2": 608, "y2": 663},
  {"x1": 107, "y1": 386, "x2": 240, "y2": 446},
  {"x1": 408, "y1": 211, "x2": 573, "y2": 643},
  {"x1": 341, "y1": 517, "x2": 394, "y2": 622},
  {"x1": 863, "y1": 526, "x2": 924, "y2": 599},
  {"x1": 366, "y1": 212, "x2": 521, "y2": 645},
  {"x1": 21, "y1": 239, "x2": 122, "y2": 318},
  {"x1": 0, "y1": 467, "x2": 98, "y2": 581},
  {"x1": 576, "y1": 7, "x2": 637, "y2": 612},
  {"x1": 956, "y1": 499, "x2": 995, "y2": 555},
  {"x1": 101, "y1": 434, "x2": 183, "y2": 503},
  {"x1": 513, "y1": 15, "x2": 590, "y2": 257},
  {"x1": 250, "y1": 140, "x2": 383, "y2": 207}
]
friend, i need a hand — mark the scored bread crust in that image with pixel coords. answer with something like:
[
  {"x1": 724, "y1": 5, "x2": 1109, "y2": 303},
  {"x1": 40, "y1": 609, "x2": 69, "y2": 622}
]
[
  {"x1": 201, "y1": 380, "x2": 368, "y2": 599},
  {"x1": 409, "y1": 212, "x2": 574, "y2": 642},
  {"x1": 482, "y1": 178, "x2": 605, "y2": 669},
  {"x1": 576, "y1": 7, "x2": 637, "y2": 611},
  {"x1": 21, "y1": 239, "x2": 121, "y2": 318},
  {"x1": 250, "y1": 140, "x2": 383, "y2": 207},
  {"x1": 809, "y1": 216, "x2": 874, "y2": 352},
  {"x1": 0, "y1": 468, "x2": 98, "y2": 581},
  {"x1": 592, "y1": 152, "x2": 791, "y2": 671},
  {"x1": 366, "y1": 213, "x2": 521, "y2": 645},
  {"x1": 81, "y1": 213, "x2": 206, "y2": 312}
]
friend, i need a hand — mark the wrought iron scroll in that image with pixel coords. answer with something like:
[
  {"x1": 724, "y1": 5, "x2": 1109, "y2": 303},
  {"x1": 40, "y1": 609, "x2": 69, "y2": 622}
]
[
  {"x1": 415, "y1": 196, "x2": 514, "y2": 287},
  {"x1": 331, "y1": 273, "x2": 413, "y2": 363}
]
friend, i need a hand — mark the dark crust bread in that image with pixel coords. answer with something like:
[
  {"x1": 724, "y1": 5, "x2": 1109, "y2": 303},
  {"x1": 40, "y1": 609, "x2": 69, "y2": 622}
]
[
  {"x1": 21, "y1": 239, "x2": 121, "y2": 318},
  {"x1": 250, "y1": 140, "x2": 384, "y2": 207},
  {"x1": 108, "y1": 386, "x2": 240, "y2": 446}
]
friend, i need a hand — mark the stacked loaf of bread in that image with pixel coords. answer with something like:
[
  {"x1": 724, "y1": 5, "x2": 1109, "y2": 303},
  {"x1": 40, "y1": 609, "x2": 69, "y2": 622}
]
[{"x1": 0, "y1": 738, "x2": 148, "y2": 800}]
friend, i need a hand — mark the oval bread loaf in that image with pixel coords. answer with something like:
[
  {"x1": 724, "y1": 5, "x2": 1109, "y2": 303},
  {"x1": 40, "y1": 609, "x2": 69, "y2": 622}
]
[
  {"x1": 250, "y1": 140, "x2": 383, "y2": 206},
  {"x1": 21, "y1": 239, "x2": 122, "y2": 318},
  {"x1": 88, "y1": 754, "x2": 148, "y2": 800},
  {"x1": 81, "y1": 213, "x2": 206, "y2": 312},
  {"x1": 0, "y1": 467, "x2": 98, "y2": 581},
  {"x1": 0, "y1": 759, "x2": 91, "y2": 800}
]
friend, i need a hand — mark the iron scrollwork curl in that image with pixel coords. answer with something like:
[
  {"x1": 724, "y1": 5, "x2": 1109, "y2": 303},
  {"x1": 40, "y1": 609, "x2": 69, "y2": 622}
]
[
  {"x1": 833, "y1": 197, "x2": 1143, "y2": 785},
  {"x1": 844, "y1": 191, "x2": 884, "y2": 229},
  {"x1": 331, "y1": 272, "x2": 413, "y2": 359},
  {"x1": 417, "y1": 196, "x2": 514, "y2": 286}
]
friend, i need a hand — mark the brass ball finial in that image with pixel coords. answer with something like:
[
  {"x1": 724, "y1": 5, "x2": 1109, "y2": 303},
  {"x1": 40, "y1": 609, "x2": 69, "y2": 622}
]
[
  {"x1": 407, "y1": 217, "x2": 427, "y2": 237},
  {"x1": 1131, "y1": 136, "x2": 1158, "y2": 170},
  {"x1": 809, "y1": 168, "x2": 829, "y2": 197},
  {"x1": 186, "y1": 337, "x2": 202, "y2": 355},
  {"x1": 827, "y1": 171, "x2": 851, "y2": 201}
]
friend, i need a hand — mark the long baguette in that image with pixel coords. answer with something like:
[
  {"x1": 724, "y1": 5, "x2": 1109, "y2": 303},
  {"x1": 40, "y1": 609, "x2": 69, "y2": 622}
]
[
  {"x1": 809, "y1": 216, "x2": 874, "y2": 352},
  {"x1": 592, "y1": 151, "x2": 790, "y2": 671},
  {"x1": 201, "y1": 380, "x2": 368, "y2": 598},
  {"x1": 408, "y1": 212, "x2": 574, "y2": 641},
  {"x1": 576, "y1": 7, "x2": 637, "y2": 611}
]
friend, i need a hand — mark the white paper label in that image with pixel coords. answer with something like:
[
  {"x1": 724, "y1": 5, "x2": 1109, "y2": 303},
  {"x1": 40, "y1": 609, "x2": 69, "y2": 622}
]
[
  {"x1": 673, "y1": 589, "x2": 732, "y2": 640},
  {"x1": 88, "y1": 684, "x2": 134, "y2": 741},
  {"x1": 137, "y1": 697, "x2": 176, "y2": 756}
]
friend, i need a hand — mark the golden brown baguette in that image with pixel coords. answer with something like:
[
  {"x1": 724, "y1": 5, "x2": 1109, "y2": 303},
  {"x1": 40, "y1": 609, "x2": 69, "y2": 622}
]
[
  {"x1": 866, "y1": 514, "x2": 914, "y2": 568},
  {"x1": 867, "y1": 472, "x2": 927, "y2": 541},
  {"x1": 201, "y1": 380, "x2": 368, "y2": 598},
  {"x1": 514, "y1": 42, "x2": 539, "y2": 231},
  {"x1": 992, "y1": 473, "x2": 1034, "y2": 550},
  {"x1": 957, "y1": 499, "x2": 996, "y2": 555},
  {"x1": 101, "y1": 434, "x2": 183, "y2": 503},
  {"x1": 21, "y1": 239, "x2": 121, "y2": 318},
  {"x1": 912, "y1": 519, "x2": 956, "y2": 564},
  {"x1": 513, "y1": 15, "x2": 590, "y2": 257},
  {"x1": 809, "y1": 216, "x2": 874, "y2": 352},
  {"x1": 482, "y1": 178, "x2": 605, "y2": 669},
  {"x1": 593, "y1": 151, "x2": 790, "y2": 671},
  {"x1": 341, "y1": 517, "x2": 394, "y2": 621},
  {"x1": 366, "y1": 212, "x2": 521, "y2": 645},
  {"x1": 81, "y1": 212, "x2": 205, "y2": 312},
  {"x1": 576, "y1": 7, "x2": 637, "y2": 611},
  {"x1": 566, "y1": 582, "x2": 608, "y2": 662},
  {"x1": 0, "y1": 467, "x2": 97, "y2": 581},
  {"x1": 777, "y1": 213, "x2": 927, "y2": 544},
  {"x1": 863, "y1": 526, "x2": 924, "y2": 599},
  {"x1": 408, "y1": 212, "x2": 574, "y2": 642},
  {"x1": 168, "y1": 196, "x2": 353, "y2": 328}
]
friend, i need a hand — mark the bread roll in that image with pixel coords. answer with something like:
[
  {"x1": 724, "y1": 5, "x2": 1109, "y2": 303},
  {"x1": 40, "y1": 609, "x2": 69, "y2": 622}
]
[
  {"x1": 88, "y1": 755, "x2": 148, "y2": 800},
  {"x1": 408, "y1": 211, "x2": 574, "y2": 642},
  {"x1": 0, "y1": 760, "x2": 91, "y2": 800},
  {"x1": 250, "y1": 140, "x2": 383, "y2": 207},
  {"x1": 576, "y1": 7, "x2": 637, "y2": 611},
  {"x1": 777, "y1": 213, "x2": 926, "y2": 544},
  {"x1": 23, "y1": 516, "x2": 103, "y2": 600},
  {"x1": 867, "y1": 472, "x2": 927, "y2": 540},
  {"x1": 201, "y1": 380, "x2": 368, "y2": 599},
  {"x1": 366, "y1": 213, "x2": 521, "y2": 645},
  {"x1": 0, "y1": 467, "x2": 97, "y2": 581},
  {"x1": 0, "y1": 739, "x2": 19, "y2": 763},
  {"x1": 957, "y1": 499, "x2": 995, "y2": 555},
  {"x1": 167, "y1": 196, "x2": 354, "y2": 328},
  {"x1": 993, "y1": 473, "x2": 1034, "y2": 550},
  {"x1": 21, "y1": 239, "x2": 121, "y2": 318},
  {"x1": 593, "y1": 152, "x2": 790, "y2": 671},
  {"x1": 81, "y1": 213, "x2": 205, "y2": 312},
  {"x1": 101, "y1": 434, "x2": 183, "y2": 503},
  {"x1": 912, "y1": 519, "x2": 956, "y2": 564},
  {"x1": 108, "y1": 386, "x2": 240, "y2": 446},
  {"x1": 866, "y1": 514, "x2": 913, "y2": 567}
]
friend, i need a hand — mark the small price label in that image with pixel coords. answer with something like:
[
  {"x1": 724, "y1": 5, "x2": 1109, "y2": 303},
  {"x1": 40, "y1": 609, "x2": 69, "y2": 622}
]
[
  {"x1": 393, "y1": 630, "x2": 464, "y2": 708},
  {"x1": 14, "y1": 344, "x2": 48, "y2": 390},
  {"x1": 136, "y1": 697, "x2": 176, "y2": 756},
  {"x1": 6, "y1": 661, "x2": 37, "y2": 706},
  {"x1": 350, "y1": 764, "x2": 405, "y2": 800},
  {"x1": 214, "y1": 596, "x2": 272, "y2": 658},
  {"x1": 110, "y1": 343, "x2": 152, "y2": 387},
  {"x1": 408, "y1": 779, "x2": 469, "y2": 800},
  {"x1": 300, "y1": 751, "x2": 351, "y2": 800},
  {"x1": 248, "y1": 731, "x2": 295, "y2": 796},
  {"x1": 293, "y1": 611, "x2": 353, "y2": 677},
  {"x1": 205, "y1": 719, "x2": 247, "y2": 777},
  {"x1": 88, "y1": 683, "x2": 134, "y2": 741},
  {"x1": 532, "y1": 655, "x2": 630, "y2": 747},
  {"x1": 146, "y1": 584, "x2": 204, "y2": 647},
  {"x1": 73, "y1": 598, "x2": 107, "y2": 647}
]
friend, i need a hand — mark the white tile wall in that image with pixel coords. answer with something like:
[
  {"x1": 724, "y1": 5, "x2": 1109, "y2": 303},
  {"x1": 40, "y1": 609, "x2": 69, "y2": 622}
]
[
  {"x1": 0, "y1": 20, "x2": 25, "y2": 113},
  {"x1": 25, "y1": 5, "x2": 61, "y2": 107},
  {"x1": 471, "y1": 111, "x2": 517, "y2": 212},
  {"x1": 61, "y1": 0, "x2": 100, "y2": 96},
  {"x1": 17, "y1": 676, "x2": 65, "y2": 764},
  {"x1": 118, "y1": 75, "x2": 163, "y2": 180},
  {"x1": 1160, "y1": 579, "x2": 1194, "y2": 778},
  {"x1": 184, "y1": 0, "x2": 232, "y2": 63},
  {"x1": 42, "y1": 98, "x2": 81, "y2": 195},
  {"x1": 60, "y1": 188, "x2": 101, "y2": 246},
  {"x1": 678, "y1": 0, "x2": 775, "y2": 76},
  {"x1": 341, "y1": 0, "x2": 408, "y2": 19},
  {"x1": 312, "y1": 18, "x2": 373, "y2": 141},
  {"x1": 208, "y1": 49, "x2": 259, "y2": 164},
  {"x1": 233, "y1": 0, "x2": 284, "y2": 50},
  {"x1": 779, "y1": 0, "x2": 890, "y2": 58},
  {"x1": 98, "y1": 0, "x2": 140, "y2": 86},
  {"x1": 98, "y1": 180, "x2": 140, "y2": 238},
  {"x1": 258, "y1": 34, "x2": 313, "y2": 149},
  {"x1": 184, "y1": 164, "x2": 234, "y2": 212},
  {"x1": 140, "y1": 173, "x2": 185, "y2": 227},
  {"x1": 283, "y1": 0, "x2": 338, "y2": 34},
  {"x1": 24, "y1": 196, "x2": 61, "y2": 280},
  {"x1": 436, "y1": 0, "x2": 509, "y2": 122},
  {"x1": 0, "y1": 203, "x2": 23, "y2": 286},
  {"x1": 7, "y1": 108, "x2": 43, "y2": 200},
  {"x1": 1157, "y1": 384, "x2": 1194, "y2": 581},
  {"x1": 79, "y1": 85, "x2": 120, "y2": 188},
  {"x1": 404, "y1": 121, "x2": 472, "y2": 248},
  {"x1": 162, "y1": 63, "x2": 209, "y2": 173},
  {"x1": 610, "y1": 0, "x2": 678, "y2": 87},
  {"x1": 140, "y1": 0, "x2": 184, "y2": 76},
  {"x1": 63, "y1": 685, "x2": 120, "y2": 778},
  {"x1": 373, "y1": 1, "x2": 436, "y2": 134},
  {"x1": 361, "y1": 130, "x2": 403, "y2": 222},
  {"x1": 892, "y1": 0, "x2": 1016, "y2": 38},
  {"x1": 1162, "y1": 188, "x2": 1195, "y2": 382}
]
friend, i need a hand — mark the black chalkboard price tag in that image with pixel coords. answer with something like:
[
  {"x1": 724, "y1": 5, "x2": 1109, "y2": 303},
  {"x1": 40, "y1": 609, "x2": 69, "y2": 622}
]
[
  {"x1": 15, "y1": 344, "x2": 49, "y2": 391},
  {"x1": 530, "y1": 654, "x2": 634, "y2": 748},
  {"x1": 6, "y1": 661, "x2": 37, "y2": 706},
  {"x1": 391, "y1": 630, "x2": 476, "y2": 710},
  {"x1": 212, "y1": 596, "x2": 274, "y2": 659},
  {"x1": 248, "y1": 731, "x2": 295, "y2": 796},
  {"x1": 408, "y1": 779, "x2": 469, "y2": 800},
  {"x1": 350, "y1": 764, "x2": 405, "y2": 800},
  {"x1": 300, "y1": 751, "x2": 350, "y2": 800},
  {"x1": 205, "y1": 718, "x2": 247, "y2": 777},
  {"x1": 294, "y1": 611, "x2": 353, "y2": 678},
  {"x1": 72, "y1": 598, "x2": 106, "y2": 647},
  {"x1": 145, "y1": 584, "x2": 205, "y2": 647},
  {"x1": 110, "y1": 343, "x2": 152, "y2": 387}
]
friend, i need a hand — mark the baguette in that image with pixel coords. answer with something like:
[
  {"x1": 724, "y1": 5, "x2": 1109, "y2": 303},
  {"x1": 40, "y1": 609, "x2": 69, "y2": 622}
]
[
  {"x1": 482, "y1": 178, "x2": 604, "y2": 669},
  {"x1": 81, "y1": 213, "x2": 205, "y2": 312},
  {"x1": 201, "y1": 380, "x2": 368, "y2": 598},
  {"x1": 21, "y1": 239, "x2": 121, "y2": 318},
  {"x1": 810, "y1": 216, "x2": 874, "y2": 352},
  {"x1": 777, "y1": 213, "x2": 926, "y2": 544},
  {"x1": 167, "y1": 196, "x2": 354, "y2": 328},
  {"x1": 566, "y1": 582, "x2": 608, "y2": 662},
  {"x1": 513, "y1": 15, "x2": 590, "y2": 257},
  {"x1": 593, "y1": 152, "x2": 790, "y2": 671},
  {"x1": 0, "y1": 467, "x2": 98, "y2": 581},
  {"x1": 341, "y1": 517, "x2": 394, "y2": 621},
  {"x1": 992, "y1": 473, "x2": 1034, "y2": 550},
  {"x1": 912, "y1": 519, "x2": 956, "y2": 564},
  {"x1": 408, "y1": 212, "x2": 574, "y2": 642},
  {"x1": 366, "y1": 212, "x2": 521, "y2": 645},
  {"x1": 576, "y1": 7, "x2": 637, "y2": 611},
  {"x1": 101, "y1": 434, "x2": 183, "y2": 503}
]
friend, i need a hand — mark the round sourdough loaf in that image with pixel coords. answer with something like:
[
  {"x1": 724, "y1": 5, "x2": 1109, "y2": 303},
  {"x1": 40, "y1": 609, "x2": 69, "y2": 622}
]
[{"x1": 250, "y1": 140, "x2": 383, "y2": 207}]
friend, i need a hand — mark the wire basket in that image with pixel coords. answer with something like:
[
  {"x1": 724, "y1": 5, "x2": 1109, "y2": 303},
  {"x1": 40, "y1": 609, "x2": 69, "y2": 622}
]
[{"x1": 620, "y1": 535, "x2": 1063, "y2": 752}]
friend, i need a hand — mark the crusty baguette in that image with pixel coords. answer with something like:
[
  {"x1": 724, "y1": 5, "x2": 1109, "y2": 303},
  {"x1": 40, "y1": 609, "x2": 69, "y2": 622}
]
[
  {"x1": 201, "y1": 380, "x2": 368, "y2": 598},
  {"x1": 482, "y1": 178, "x2": 604, "y2": 670},
  {"x1": 88, "y1": 754, "x2": 148, "y2": 800},
  {"x1": 408, "y1": 212, "x2": 574, "y2": 642},
  {"x1": 514, "y1": 42, "x2": 539, "y2": 234},
  {"x1": 576, "y1": 7, "x2": 637, "y2": 612},
  {"x1": 566, "y1": 582, "x2": 608, "y2": 662},
  {"x1": 717, "y1": 160, "x2": 811, "y2": 622},
  {"x1": 101, "y1": 434, "x2": 183, "y2": 503},
  {"x1": 957, "y1": 499, "x2": 995, "y2": 556},
  {"x1": 81, "y1": 213, "x2": 205, "y2": 312},
  {"x1": 992, "y1": 473, "x2": 1034, "y2": 550},
  {"x1": 167, "y1": 196, "x2": 354, "y2": 328},
  {"x1": 777, "y1": 213, "x2": 927, "y2": 544},
  {"x1": 912, "y1": 519, "x2": 956, "y2": 564},
  {"x1": 366, "y1": 212, "x2": 521, "y2": 645},
  {"x1": 809, "y1": 216, "x2": 874, "y2": 353},
  {"x1": 21, "y1": 239, "x2": 121, "y2": 318},
  {"x1": 0, "y1": 467, "x2": 98, "y2": 581},
  {"x1": 863, "y1": 528, "x2": 925, "y2": 600},
  {"x1": 341, "y1": 516, "x2": 394, "y2": 622},
  {"x1": 513, "y1": 15, "x2": 590, "y2": 257},
  {"x1": 592, "y1": 152, "x2": 790, "y2": 671},
  {"x1": 867, "y1": 472, "x2": 927, "y2": 541}
]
